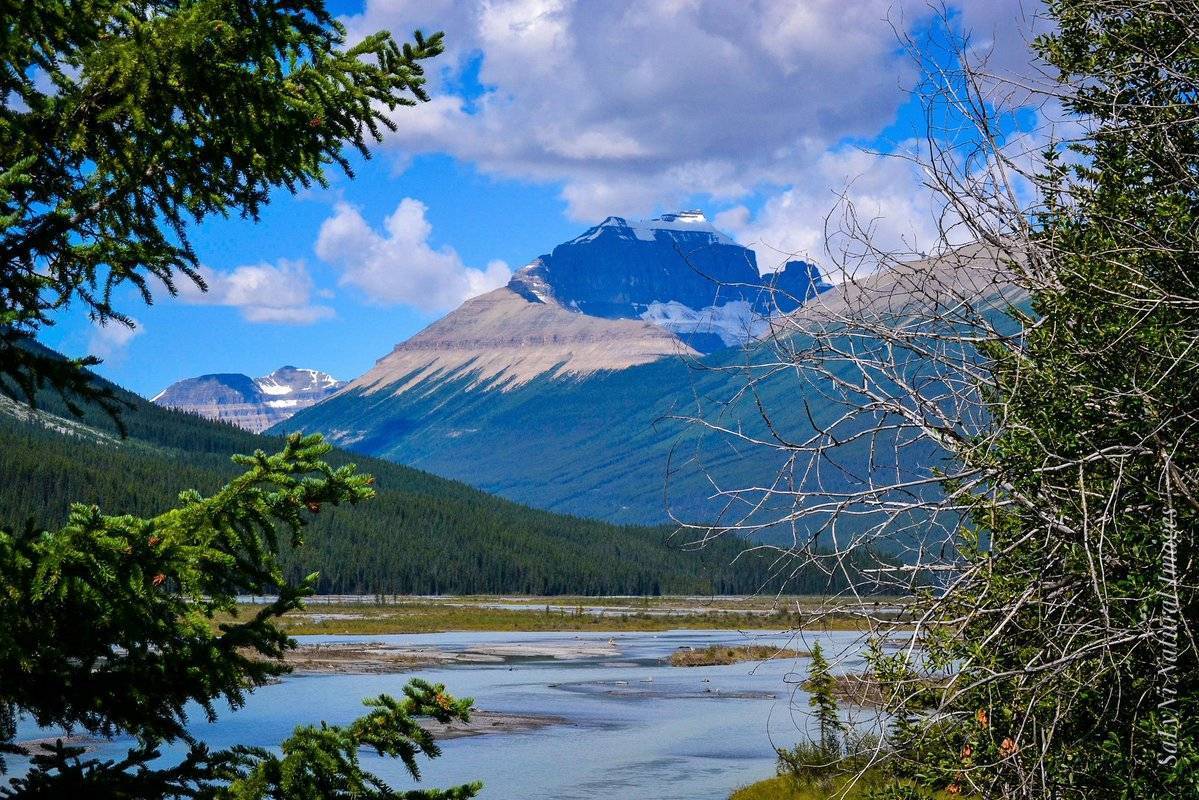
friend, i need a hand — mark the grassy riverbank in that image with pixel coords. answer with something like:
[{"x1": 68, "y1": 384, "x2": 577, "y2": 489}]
[
  {"x1": 230, "y1": 595, "x2": 902, "y2": 635},
  {"x1": 730, "y1": 775, "x2": 954, "y2": 800},
  {"x1": 731, "y1": 776, "x2": 845, "y2": 800}
]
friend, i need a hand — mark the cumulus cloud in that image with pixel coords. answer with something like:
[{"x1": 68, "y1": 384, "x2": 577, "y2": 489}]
[
  {"x1": 343, "y1": 0, "x2": 1039, "y2": 221},
  {"x1": 89, "y1": 317, "x2": 142, "y2": 363},
  {"x1": 715, "y1": 146, "x2": 954, "y2": 280},
  {"x1": 954, "y1": 0, "x2": 1054, "y2": 85},
  {"x1": 178, "y1": 259, "x2": 334, "y2": 324},
  {"x1": 346, "y1": 0, "x2": 929, "y2": 218},
  {"x1": 315, "y1": 198, "x2": 511, "y2": 311}
]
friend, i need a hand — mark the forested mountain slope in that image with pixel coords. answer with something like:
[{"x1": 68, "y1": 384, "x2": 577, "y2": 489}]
[{"x1": 0, "y1": 353, "x2": 828, "y2": 595}]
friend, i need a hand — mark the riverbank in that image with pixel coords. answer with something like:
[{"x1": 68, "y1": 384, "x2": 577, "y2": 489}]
[
  {"x1": 282, "y1": 639, "x2": 623, "y2": 673},
  {"x1": 424, "y1": 710, "x2": 569, "y2": 740},
  {"x1": 232, "y1": 595, "x2": 904, "y2": 635},
  {"x1": 729, "y1": 775, "x2": 954, "y2": 799},
  {"x1": 19, "y1": 629, "x2": 866, "y2": 798}
]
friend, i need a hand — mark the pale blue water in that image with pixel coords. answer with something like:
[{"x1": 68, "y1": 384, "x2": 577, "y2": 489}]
[{"x1": 11, "y1": 629, "x2": 869, "y2": 799}]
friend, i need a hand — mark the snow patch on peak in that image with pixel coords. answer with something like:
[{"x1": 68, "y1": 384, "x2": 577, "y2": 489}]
[
  {"x1": 151, "y1": 367, "x2": 347, "y2": 433},
  {"x1": 639, "y1": 299, "x2": 767, "y2": 348},
  {"x1": 570, "y1": 211, "x2": 734, "y2": 246},
  {"x1": 508, "y1": 258, "x2": 555, "y2": 305}
]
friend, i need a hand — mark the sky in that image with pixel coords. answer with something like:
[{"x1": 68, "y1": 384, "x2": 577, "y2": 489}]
[{"x1": 42, "y1": 0, "x2": 1048, "y2": 397}]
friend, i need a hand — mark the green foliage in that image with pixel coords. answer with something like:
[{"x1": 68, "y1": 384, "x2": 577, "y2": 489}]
[
  {"x1": 0, "y1": 432, "x2": 369, "y2": 744},
  {"x1": 0, "y1": 0, "x2": 441, "y2": 418},
  {"x1": 776, "y1": 731, "x2": 884, "y2": 795},
  {"x1": 220, "y1": 683, "x2": 480, "y2": 800},
  {"x1": 861, "y1": 784, "x2": 936, "y2": 800},
  {"x1": 776, "y1": 644, "x2": 881, "y2": 795},
  {"x1": 877, "y1": 2, "x2": 1199, "y2": 797},
  {"x1": 805, "y1": 643, "x2": 843, "y2": 755},
  {"x1": 0, "y1": 2, "x2": 487, "y2": 796},
  {"x1": 0, "y1": 435, "x2": 479, "y2": 798}
]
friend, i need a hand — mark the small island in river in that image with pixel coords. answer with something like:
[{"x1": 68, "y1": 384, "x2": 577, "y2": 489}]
[{"x1": 668, "y1": 644, "x2": 808, "y2": 667}]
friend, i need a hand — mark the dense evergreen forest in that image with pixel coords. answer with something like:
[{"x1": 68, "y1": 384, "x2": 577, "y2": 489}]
[{"x1": 0, "y1": 355, "x2": 840, "y2": 595}]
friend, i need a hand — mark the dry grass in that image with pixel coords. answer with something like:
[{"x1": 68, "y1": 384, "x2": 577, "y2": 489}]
[
  {"x1": 220, "y1": 597, "x2": 887, "y2": 636},
  {"x1": 668, "y1": 644, "x2": 808, "y2": 667}
]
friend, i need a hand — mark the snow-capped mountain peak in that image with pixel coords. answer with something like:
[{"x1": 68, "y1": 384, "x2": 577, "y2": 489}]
[
  {"x1": 256, "y1": 366, "x2": 342, "y2": 396},
  {"x1": 152, "y1": 366, "x2": 345, "y2": 432},
  {"x1": 569, "y1": 211, "x2": 734, "y2": 246},
  {"x1": 509, "y1": 209, "x2": 829, "y2": 349}
]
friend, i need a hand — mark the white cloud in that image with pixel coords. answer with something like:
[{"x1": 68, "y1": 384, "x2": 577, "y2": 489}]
[
  {"x1": 178, "y1": 259, "x2": 334, "y2": 324},
  {"x1": 344, "y1": 0, "x2": 1038, "y2": 222},
  {"x1": 89, "y1": 317, "x2": 142, "y2": 363},
  {"x1": 715, "y1": 145, "x2": 954, "y2": 280},
  {"x1": 315, "y1": 198, "x2": 511, "y2": 311},
  {"x1": 350, "y1": 0, "x2": 932, "y2": 219},
  {"x1": 954, "y1": 0, "x2": 1053, "y2": 84}
]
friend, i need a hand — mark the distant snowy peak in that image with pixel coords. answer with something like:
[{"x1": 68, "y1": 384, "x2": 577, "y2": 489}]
[
  {"x1": 256, "y1": 366, "x2": 343, "y2": 397},
  {"x1": 569, "y1": 211, "x2": 734, "y2": 246},
  {"x1": 152, "y1": 366, "x2": 345, "y2": 433}
]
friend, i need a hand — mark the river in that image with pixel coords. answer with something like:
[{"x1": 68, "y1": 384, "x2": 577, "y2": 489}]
[{"x1": 11, "y1": 629, "x2": 871, "y2": 799}]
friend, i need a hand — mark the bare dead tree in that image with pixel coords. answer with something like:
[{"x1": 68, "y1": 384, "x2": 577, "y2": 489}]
[{"x1": 672, "y1": 3, "x2": 1198, "y2": 798}]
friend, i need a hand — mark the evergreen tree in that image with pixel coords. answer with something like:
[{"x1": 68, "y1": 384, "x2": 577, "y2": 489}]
[
  {"x1": 0, "y1": 2, "x2": 484, "y2": 797},
  {"x1": 0, "y1": 434, "x2": 481, "y2": 798},
  {"x1": 0, "y1": 362, "x2": 805, "y2": 598},
  {"x1": 0, "y1": 0, "x2": 442, "y2": 420},
  {"x1": 874, "y1": 2, "x2": 1199, "y2": 797},
  {"x1": 806, "y1": 643, "x2": 843, "y2": 757},
  {"x1": 776, "y1": 643, "x2": 849, "y2": 793}
]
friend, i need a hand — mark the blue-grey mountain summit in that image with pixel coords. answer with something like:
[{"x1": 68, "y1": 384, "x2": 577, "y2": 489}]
[{"x1": 509, "y1": 211, "x2": 828, "y2": 351}]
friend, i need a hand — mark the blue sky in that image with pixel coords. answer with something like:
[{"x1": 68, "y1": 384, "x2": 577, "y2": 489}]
[{"x1": 41, "y1": 0, "x2": 1042, "y2": 397}]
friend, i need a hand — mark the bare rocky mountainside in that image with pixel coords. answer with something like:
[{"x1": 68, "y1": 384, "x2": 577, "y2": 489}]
[
  {"x1": 152, "y1": 366, "x2": 344, "y2": 432},
  {"x1": 345, "y1": 211, "x2": 828, "y2": 398}
]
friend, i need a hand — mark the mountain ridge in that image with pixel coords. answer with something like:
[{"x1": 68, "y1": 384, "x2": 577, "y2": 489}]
[
  {"x1": 338, "y1": 210, "x2": 833, "y2": 402},
  {"x1": 276, "y1": 243, "x2": 1017, "y2": 526},
  {"x1": 271, "y1": 210, "x2": 844, "y2": 523},
  {"x1": 152, "y1": 365, "x2": 345, "y2": 432}
]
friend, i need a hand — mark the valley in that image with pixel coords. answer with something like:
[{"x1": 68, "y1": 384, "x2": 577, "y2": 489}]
[{"x1": 1, "y1": 345, "x2": 852, "y2": 596}]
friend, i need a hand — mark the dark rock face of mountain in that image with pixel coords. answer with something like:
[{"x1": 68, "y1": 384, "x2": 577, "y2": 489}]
[
  {"x1": 152, "y1": 367, "x2": 343, "y2": 433},
  {"x1": 508, "y1": 212, "x2": 829, "y2": 347},
  {"x1": 337, "y1": 211, "x2": 831, "y2": 402}
]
